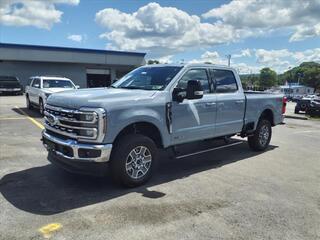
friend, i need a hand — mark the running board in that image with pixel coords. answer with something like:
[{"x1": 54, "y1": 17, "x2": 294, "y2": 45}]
[{"x1": 175, "y1": 141, "x2": 243, "y2": 159}]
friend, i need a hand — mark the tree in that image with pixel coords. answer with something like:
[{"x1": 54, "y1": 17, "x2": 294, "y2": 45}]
[
  {"x1": 147, "y1": 59, "x2": 160, "y2": 65},
  {"x1": 278, "y1": 62, "x2": 320, "y2": 91},
  {"x1": 259, "y1": 67, "x2": 277, "y2": 88}
]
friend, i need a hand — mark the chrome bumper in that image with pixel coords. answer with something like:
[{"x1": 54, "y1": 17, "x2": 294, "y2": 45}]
[{"x1": 42, "y1": 130, "x2": 112, "y2": 162}]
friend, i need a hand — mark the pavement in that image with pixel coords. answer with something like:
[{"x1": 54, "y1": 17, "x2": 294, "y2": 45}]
[{"x1": 0, "y1": 95, "x2": 320, "y2": 240}]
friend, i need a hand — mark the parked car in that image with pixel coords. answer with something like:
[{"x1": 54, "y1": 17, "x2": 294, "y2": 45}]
[
  {"x1": 0, "y1": 76, "x2": 23, "y2": 95},
  {"x1": 41, "y1": 64, "x2": 286, "y2": 187},
  {"x1": 25, "y1": 76, "x2": 79, "y2": 115},
  {"x1": 306, "y1": 98, "x2": 320, "y2": 117},
  {"x1": 294, "y1": 97, "x2": 312, "y2": 113}
]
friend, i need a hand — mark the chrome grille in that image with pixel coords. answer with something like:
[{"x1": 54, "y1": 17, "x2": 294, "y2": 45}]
[{"x1": 44, "y1": 105, "x2": 106, "y2": 142}]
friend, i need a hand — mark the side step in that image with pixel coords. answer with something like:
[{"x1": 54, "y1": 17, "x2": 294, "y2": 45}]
[{"x1": 174, "y1": 139, "x2": 243, "y2": 159}]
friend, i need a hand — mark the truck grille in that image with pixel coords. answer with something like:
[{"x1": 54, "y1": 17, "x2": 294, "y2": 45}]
[{"x1": 44, "y1": 105, "x2": 106, "y2": 142}]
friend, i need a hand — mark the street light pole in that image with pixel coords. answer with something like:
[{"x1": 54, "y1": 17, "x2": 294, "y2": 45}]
[{"x1": 226, "y1": 54, "x2": 231, "y2": 67}]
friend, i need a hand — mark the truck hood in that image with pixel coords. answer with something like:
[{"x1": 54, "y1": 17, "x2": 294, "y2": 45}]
[
  {"x1": 43, "y1": 88, "x2": 74, "y2": 94},
  {"x1": 47, "y1": 87, "x2": 158, "y2": 109}
]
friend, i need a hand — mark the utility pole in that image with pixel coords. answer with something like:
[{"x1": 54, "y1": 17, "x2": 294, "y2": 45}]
[{"x1": 225, "y1": 54, "x2": 231, "y2": 67}]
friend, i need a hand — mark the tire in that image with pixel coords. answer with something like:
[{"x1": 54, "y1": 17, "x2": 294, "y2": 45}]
[
  {"x1": 110, "y1": 134, "x2": 158, "y2": 187},
  {"x1": 26, "y1": 95, "x2": 33, "y2": 109},
  {"x1": 39, "y1": 98, "x2": 44, "y2": 116},
  {"x1": 248, "y1": 119, "x2": 272, "y2": 151}
]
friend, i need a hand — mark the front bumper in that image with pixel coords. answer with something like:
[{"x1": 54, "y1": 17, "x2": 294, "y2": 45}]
[{"x1": 41, "y1": 130, "x2": 112, "y2": 163}]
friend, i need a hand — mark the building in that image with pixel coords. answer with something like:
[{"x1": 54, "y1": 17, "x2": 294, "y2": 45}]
[
  {"x1": 277, "y1": 83, "x2": 314, "y2": 98},
  {"x1": 0, "y1": 43, "x2": 146, "y2": 88}
]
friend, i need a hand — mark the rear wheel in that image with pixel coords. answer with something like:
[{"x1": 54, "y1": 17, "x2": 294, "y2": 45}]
[
  {"x1": 26, "y1": 95, "x2": 33, "y2": 109},
  {"x1": 248, "y1": 119, "x2": 272, "y2": 151},
  {"x1": 110, "y1": 134, "x2": 158, "y2": 187}
]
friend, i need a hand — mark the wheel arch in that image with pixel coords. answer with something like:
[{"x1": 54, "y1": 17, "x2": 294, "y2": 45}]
[
  {"x1": 260, "y1": 108, "x2": 275, "y2": 126},
  {"x1": 113, "y1": 121, "x2": 164, "y2": 148}
]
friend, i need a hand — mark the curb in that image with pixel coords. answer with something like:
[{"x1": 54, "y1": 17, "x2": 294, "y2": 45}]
[{"x1": 284, "y1": 115, "x2": 309, "y2": 120}]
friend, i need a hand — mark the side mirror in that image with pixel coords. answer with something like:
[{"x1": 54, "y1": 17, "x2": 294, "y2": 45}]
[
  {"x1": 75, "y1": 85, "x2": 80, "y2": 89},
  {"x1": 186, "y1": 80, "x2": 203, "y2": 100},
  {"x1": 34, "y1": 84, "x2": 40, "y2": 88}
]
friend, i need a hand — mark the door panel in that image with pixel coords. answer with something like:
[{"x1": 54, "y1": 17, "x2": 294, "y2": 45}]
[
  {"x1": 171, "y1": 94, "x2": 217, "y2": 144},
  {"x1": 171, "y1": 68, "x2": 217, "y2": 145},
  {"x1": 212, "y1": 69, "x2": 245, "y2": 136},
  {"x1": 215, "y1": 93, "x2": 245, "y2": 136}
]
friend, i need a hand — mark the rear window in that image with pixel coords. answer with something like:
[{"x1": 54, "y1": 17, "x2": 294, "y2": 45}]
[{"x1": 211, "y1": 69, "x2": 238, "y2": 93}]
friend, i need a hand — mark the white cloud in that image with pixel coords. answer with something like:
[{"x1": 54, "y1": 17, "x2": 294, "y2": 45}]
[
  {"x1": 0, "y1": 0, "x2": 79, "y2": 29},
  {"x1": 203, "y1": 0, "x2": 320, "y2": 42},
  {"x1": 95, "y1": 2, "x2": 249, "y2": 57},
  {"x1": 188, "y1": 51, "x2": 227, "y2": 65},
  {"x1": 233, "y1": 49, "x2": 251, "y2": 58},
  {"x1": 67, "y1": 34, "x2": 83, "y2": 42}
]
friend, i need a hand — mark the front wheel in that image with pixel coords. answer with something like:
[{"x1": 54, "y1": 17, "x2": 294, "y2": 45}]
[
  {"x1": 39, "y1": 99, "x2": 44, "y2": 116},
  {"x1": 26, "y1": 95, "x2": 33, "y2": 109},
  {"x1": 248, "y1": 119, "x2": 272, "y2": 151},
  {"x1": 110, "y1": 134, "x2": 158, "y2": 187}
]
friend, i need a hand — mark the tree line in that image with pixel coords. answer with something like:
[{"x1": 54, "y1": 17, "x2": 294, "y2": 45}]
[{"x1": 240, "y1": 62, "x2": 320, "y2": 91}]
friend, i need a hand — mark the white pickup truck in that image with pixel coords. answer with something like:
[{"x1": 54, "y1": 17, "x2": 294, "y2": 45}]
[{"x1": 25, "y1": 76, "x2": 79, "y2": 115}]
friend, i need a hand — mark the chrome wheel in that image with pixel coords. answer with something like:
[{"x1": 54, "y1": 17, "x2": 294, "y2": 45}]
[
  {"x1": 39, "y1": 100, "x2": 44, "y2": 115},
  {"x1": 125, "y1": 146, "x2": 152, "y2": 179},
  {"x1": 258, "y1": 124, "x2": 269, "y2": 146}
]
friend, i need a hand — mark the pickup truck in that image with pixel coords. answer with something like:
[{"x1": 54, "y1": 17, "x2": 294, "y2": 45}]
[
  {"x1": 42, "y1": 64, "x2": 286, "y2": 187},
  {"x1": 25, "y1": 75, "x2": 79, "y2": 115},
  {"x1": 0, "y1": 76, "x2": 23, "y2": 95}
]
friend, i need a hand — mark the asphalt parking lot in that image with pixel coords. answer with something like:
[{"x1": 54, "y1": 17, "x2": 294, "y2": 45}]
[{"x1": 0, "y1": 95, "x2": 319, "y2": 240}]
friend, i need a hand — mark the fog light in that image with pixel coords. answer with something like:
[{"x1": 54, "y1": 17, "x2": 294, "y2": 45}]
[
  {"x1": 82, "y1": 129, "x2": 94, "y2": 137},
  {"x1": 82, "y1": 113, "x2": 95, "y2": 122}
]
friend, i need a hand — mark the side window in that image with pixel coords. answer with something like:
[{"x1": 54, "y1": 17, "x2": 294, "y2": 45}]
[
  {"x1": 212, "y1": 69, "x2": 238, "y2": 93},
  {"x1": 177, "y1": 69, "x2": 210, "y2": 93},
  {"x1": 32, "y1": 78, "x2": 40, "y2": 88}
]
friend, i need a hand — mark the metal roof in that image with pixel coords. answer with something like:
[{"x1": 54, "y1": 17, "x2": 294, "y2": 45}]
[{"x1": 0, "y1": 43, "x2": 146, "y2": 57}]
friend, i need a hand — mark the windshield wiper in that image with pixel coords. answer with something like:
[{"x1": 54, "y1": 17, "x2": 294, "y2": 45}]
[{"x1": 118, "y1": 86, "x2": 147, "y2": 90}]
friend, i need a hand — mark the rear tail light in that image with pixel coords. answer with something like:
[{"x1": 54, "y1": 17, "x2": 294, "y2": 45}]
[{"x1": 282, "y1": 96, "x2": 287, "y2": 114}]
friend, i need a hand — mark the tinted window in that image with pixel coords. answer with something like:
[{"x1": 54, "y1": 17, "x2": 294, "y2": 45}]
[
  {"x1": 32, "y1": 78, "x2": 40, "y2": 88},
  {"x1": 113, "y1": 66, "x2": 182, "y2": 90},
  {"x1": 212, "y1": 69, "x2": 238, "y2": 93},
  {"x1": 43, "y1": 79, "x2": 74, "y2": 88},
  {"x1": 177, "y1": 69, "x2": 210, "y2": 93}
]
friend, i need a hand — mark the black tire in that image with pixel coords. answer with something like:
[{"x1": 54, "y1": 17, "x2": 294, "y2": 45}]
[
  {"x1": 26, "y1": 95, "x2": 33, "y2": 109},
  {"x1": 110, "y1": 134, "x2": 158, "y2": 187},
  {"x1": 248, "y1": 119, "x2": 272, "y2": 151},
  {"x1": 39, "y1": 98, "x2": 44, "y2": 116}
]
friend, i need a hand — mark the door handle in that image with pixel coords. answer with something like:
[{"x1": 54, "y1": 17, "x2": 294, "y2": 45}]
[
  {"x1": 205, "y1": 102, "x2": 216, "y2": 107},
  {"x1": 235, "y1": 100, "x2": 244, "y2": 104}
]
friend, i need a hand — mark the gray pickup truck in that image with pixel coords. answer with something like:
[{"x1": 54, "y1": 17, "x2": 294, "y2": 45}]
[{"x1": 42, "y1": 64, "x2": 286, "y2": 187}]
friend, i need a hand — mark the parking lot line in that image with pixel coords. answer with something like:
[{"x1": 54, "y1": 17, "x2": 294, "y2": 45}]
[
  {"x1": 0, "y1": 117, "x2": 27, "y2": 120},
  {"x1": 14, "y1": 106, "x2": 44, "y2": 130}
]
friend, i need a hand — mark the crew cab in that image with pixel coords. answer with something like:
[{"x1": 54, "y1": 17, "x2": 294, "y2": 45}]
[
  {"x1": 25, "y1": 76, "x2": 79, "y2": 115},
  {"x1": 0, "y1": 76, "x2": 23, "y2": 95},
  {"x1": 41, "y1": 64, "x2": 286, "y2": 187}
]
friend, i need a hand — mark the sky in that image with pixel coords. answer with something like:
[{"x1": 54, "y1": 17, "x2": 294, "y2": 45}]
[{"x1": 0, "y1": 0, "x2": 319, "y2": 74}]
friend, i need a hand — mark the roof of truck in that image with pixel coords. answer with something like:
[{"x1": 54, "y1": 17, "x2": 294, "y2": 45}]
[{"x1": 144, "y1": 63, "x2": 236, "y2": 70}]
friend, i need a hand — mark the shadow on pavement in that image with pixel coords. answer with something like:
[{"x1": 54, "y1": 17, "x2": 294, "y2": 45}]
[
  {"x1": 11, "y1": 107, "x2": 43, "y2": 119},
  {"x1": 0, "y1": 141, "x2": 278, "y2": 215}
]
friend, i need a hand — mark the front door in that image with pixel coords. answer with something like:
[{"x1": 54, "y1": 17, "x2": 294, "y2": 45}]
[
  {"x1": 171, "y1": 68, "x2": 217, "y2": 145},
  {"x1": 211, "y1": 69, "x2": 245, "y2": 136}
]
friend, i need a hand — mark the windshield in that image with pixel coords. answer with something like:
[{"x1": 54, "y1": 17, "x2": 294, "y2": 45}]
[
  {"x1": 43, "y1": 79, "x2": 74, "y2": 88},
  {"x1": 112, "y1": 66, "x2": 183, "y2": 90}
]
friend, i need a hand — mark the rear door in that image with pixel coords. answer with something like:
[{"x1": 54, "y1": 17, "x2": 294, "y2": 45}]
[
  {"x1": 211, "y1": 69, "x2": 245, "y2": 136},
  {"x1": 171, "y1": 68, "x2": 217, "y2": 144}
]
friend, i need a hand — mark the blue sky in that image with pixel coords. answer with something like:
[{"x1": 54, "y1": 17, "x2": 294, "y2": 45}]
[{"x1": 0, "y1": 0, "x2": 319, "y2": 73}]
